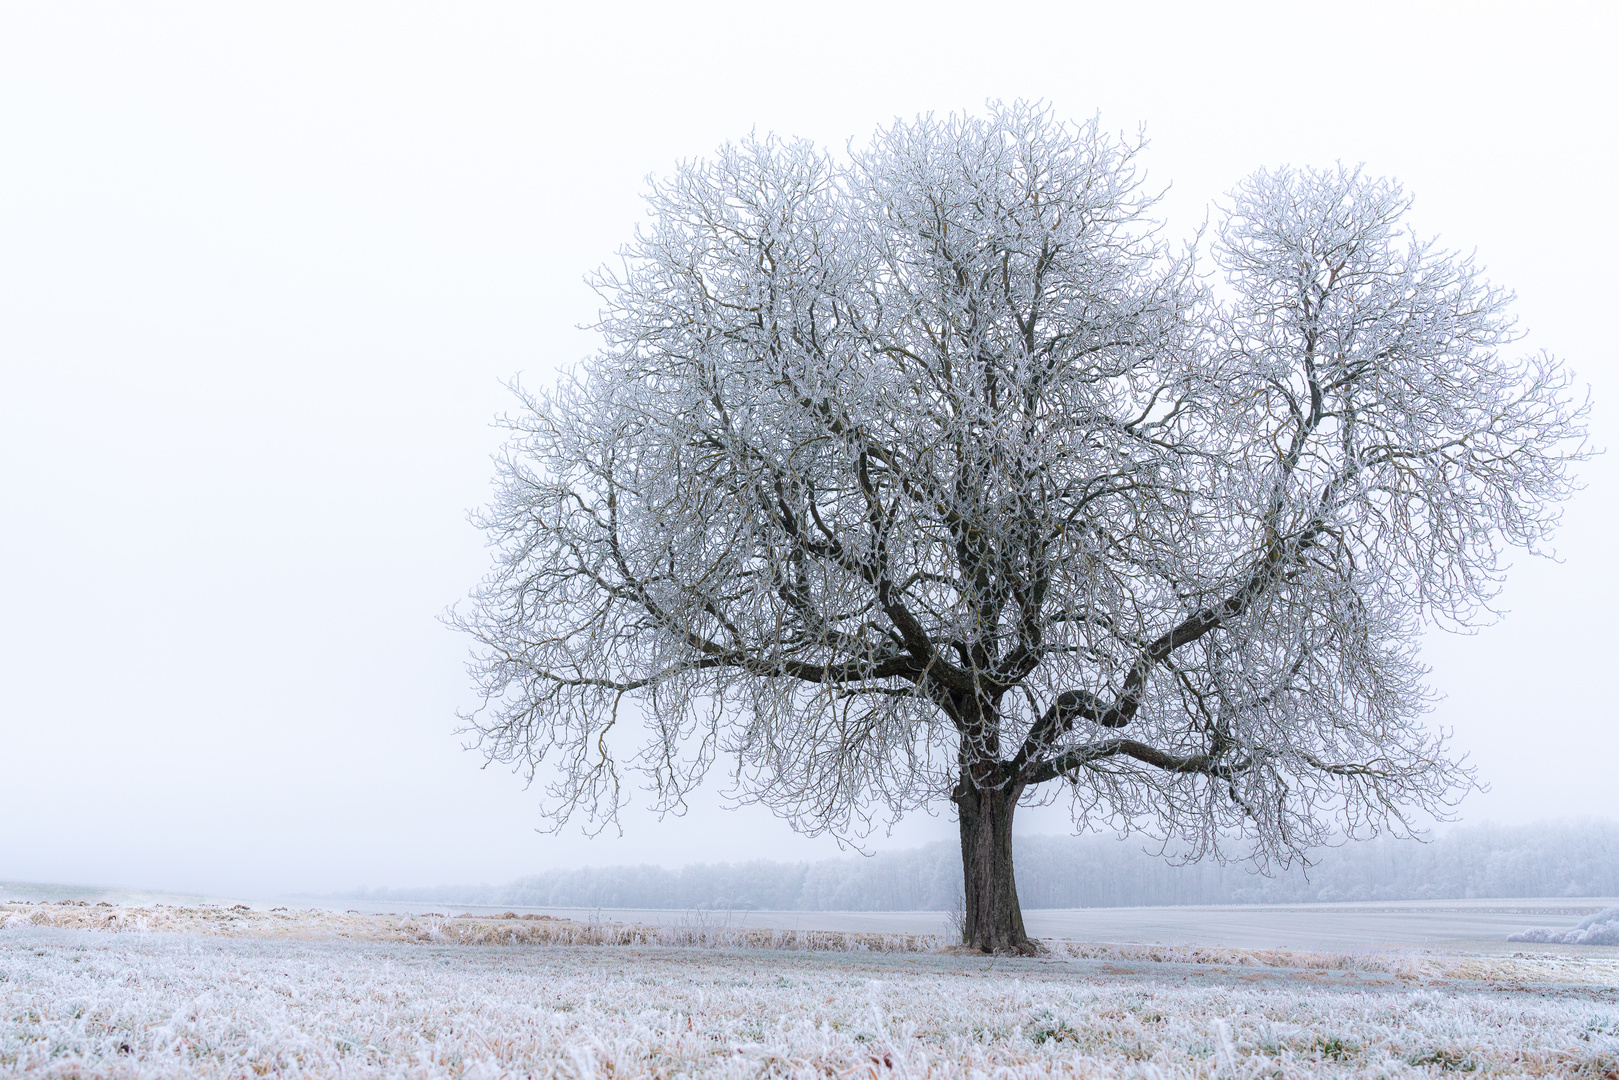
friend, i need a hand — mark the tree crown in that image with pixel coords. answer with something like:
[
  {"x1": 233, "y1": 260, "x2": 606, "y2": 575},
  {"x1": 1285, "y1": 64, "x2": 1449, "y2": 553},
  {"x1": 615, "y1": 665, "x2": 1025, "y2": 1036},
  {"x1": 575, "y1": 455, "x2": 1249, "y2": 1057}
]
[{"x1": 454, "y1": 103, "x2": 1587, "y2": 866}]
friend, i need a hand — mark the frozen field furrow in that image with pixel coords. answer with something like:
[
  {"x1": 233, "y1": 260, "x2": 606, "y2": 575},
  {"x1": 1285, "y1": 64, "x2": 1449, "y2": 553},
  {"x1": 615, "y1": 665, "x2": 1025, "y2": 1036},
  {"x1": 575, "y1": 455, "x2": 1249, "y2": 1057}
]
[{"x1": 4, "y1": 925, "x2": 1617, "y2": 1079}]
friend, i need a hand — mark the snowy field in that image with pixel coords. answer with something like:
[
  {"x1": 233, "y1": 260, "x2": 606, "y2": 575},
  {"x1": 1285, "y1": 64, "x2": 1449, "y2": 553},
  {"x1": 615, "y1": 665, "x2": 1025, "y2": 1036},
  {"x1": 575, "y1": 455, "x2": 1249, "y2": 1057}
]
[
  {"x1": 10, "y1": 883, "x2": 1615, "y2": 952},
  {"x1": 4, "y1": 906, "x2": 1619, "y2": 1077},
  {"x1": 329, "y1": 898, "x2": 1619, "y2": 953}
]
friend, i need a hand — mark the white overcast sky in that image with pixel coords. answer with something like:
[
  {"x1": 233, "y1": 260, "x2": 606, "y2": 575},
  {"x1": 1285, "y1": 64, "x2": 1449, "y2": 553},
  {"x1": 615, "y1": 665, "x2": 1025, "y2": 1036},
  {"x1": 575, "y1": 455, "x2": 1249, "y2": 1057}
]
[{"x1": 2, "y1": 1, "x2": 1614, "y2": 899}]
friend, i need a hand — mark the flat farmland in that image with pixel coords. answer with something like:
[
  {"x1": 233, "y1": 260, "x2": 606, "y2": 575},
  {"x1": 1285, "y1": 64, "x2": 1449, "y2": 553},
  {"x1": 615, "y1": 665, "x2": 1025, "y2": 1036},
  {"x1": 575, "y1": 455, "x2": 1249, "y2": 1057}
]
[
  {"x1": 5, "y1": 922, "x2": 1619, "y2": 1079},
  {"x1": 7, "y1": 901, "x2": 1617, "y2": 1077},
  {"x1": 333, "y1": 897, "x2": 1619, "y2": 954}
]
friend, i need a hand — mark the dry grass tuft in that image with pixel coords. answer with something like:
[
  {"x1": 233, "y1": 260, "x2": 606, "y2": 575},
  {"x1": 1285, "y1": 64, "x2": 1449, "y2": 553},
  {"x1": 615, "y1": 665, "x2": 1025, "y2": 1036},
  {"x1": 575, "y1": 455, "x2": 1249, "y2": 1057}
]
[{"x1": 7, "y1": 900, "x2": 1618, "y2": 986}]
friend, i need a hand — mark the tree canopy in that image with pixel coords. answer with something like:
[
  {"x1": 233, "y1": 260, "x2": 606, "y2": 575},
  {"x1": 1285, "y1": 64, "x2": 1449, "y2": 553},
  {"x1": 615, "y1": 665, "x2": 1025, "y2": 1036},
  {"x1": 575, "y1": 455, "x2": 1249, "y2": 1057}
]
[{"x1": 454, "y1": 103, "x2": 1586, "y2": 951}]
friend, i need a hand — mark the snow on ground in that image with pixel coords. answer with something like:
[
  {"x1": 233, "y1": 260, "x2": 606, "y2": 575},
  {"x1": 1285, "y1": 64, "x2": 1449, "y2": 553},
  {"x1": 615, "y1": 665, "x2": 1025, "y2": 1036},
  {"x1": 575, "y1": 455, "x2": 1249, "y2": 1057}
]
[
  {"x1": 1, "y1": 903, "x2": 945, "y2": 954},
  {"x1": 4, "y1": 906, "x2": 1619, "y2": 1078},
  {"x1": 321, "y1": 897, "x2": 1619, "y2": 953}
]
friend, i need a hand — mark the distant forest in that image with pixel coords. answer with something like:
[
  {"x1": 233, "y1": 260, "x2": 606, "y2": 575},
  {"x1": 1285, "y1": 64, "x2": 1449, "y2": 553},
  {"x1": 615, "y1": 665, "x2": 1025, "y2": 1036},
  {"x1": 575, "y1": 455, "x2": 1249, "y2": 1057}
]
[{"x1": 351, "y1": 819, "x2": 1619, "y2": 911}]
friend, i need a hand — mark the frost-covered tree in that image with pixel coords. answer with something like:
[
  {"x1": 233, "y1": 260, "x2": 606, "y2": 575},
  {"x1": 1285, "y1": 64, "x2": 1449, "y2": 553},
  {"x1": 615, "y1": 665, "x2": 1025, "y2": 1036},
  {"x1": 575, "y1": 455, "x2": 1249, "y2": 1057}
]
[{"x1": 454, "y1": 104, "x2": 1586, "y2": 952}]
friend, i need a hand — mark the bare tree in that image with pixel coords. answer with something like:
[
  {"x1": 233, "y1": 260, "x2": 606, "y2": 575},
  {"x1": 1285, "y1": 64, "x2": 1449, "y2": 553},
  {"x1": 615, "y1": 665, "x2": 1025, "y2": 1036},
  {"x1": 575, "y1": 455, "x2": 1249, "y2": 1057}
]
[{"x1": 453, "y1": 103, "x2": 1586, "y2": 953}]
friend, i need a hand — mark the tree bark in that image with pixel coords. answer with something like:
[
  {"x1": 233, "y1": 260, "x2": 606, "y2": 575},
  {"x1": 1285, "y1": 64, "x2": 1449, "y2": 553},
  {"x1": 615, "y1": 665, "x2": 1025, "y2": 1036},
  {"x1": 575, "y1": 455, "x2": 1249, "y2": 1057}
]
[{"x1": 954, "y1": 779, "x2": 1036, "y2": 954}]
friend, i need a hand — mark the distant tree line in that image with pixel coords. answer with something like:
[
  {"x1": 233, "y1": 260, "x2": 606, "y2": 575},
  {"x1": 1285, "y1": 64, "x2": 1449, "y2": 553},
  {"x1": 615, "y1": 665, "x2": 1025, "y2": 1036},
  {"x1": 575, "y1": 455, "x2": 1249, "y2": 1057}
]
[{"x1": 350, "y1": 819, "x2": 1619, "y2": 911}]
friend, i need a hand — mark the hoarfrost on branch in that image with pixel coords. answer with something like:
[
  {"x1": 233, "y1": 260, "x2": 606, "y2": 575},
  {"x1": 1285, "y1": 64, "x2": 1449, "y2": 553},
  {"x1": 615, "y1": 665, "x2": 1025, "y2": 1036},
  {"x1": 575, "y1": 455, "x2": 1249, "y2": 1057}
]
[{"x1": 452, "y1": 103, "x2": 1586, "y2": 950}]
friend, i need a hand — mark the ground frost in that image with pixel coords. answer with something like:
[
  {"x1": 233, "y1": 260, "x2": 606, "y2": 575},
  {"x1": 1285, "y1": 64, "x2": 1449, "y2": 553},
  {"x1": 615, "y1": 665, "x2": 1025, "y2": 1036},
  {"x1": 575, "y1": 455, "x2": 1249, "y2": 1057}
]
[{"x1": 3, "y1": 928, "x2": 1616, "y2": 1078}]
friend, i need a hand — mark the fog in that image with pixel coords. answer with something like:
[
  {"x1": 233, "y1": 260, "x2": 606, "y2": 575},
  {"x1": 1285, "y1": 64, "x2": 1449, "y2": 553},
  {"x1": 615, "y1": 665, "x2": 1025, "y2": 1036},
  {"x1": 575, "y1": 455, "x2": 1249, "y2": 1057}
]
[
  {"x1": 349, "y1": 820, "x2": 1619, "y2": 912},
  {"x1": 2, "y1": 1, "x2": 1614, "y2": 899}
]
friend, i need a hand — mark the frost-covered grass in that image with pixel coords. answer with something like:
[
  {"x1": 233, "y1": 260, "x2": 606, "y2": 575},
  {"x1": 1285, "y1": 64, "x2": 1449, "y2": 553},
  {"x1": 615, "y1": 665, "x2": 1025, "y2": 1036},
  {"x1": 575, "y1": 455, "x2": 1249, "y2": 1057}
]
[
  {"x1": 1512, "y1": 907, "x2": 1619, "y2": 947},
  {"x1": 1, "y1": 903, "x2": 944, "y2": 954},
  {"x1": 9, "y1": 902, "x2": 1619, "y2": 986},
  {"x1": 5, "y1": 925, "x2": 1618, "y2": 1078}
]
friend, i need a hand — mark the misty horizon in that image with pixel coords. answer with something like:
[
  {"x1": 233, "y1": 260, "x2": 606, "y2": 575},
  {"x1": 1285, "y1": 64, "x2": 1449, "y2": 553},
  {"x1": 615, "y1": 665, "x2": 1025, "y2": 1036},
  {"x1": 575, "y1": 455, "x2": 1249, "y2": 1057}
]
[
  {"x1": 11, "y1": 818, "x2": 1615, "y2": 913},
  {"x1": 336, "y1": 818, "x2": 1619, "y2": 909}
]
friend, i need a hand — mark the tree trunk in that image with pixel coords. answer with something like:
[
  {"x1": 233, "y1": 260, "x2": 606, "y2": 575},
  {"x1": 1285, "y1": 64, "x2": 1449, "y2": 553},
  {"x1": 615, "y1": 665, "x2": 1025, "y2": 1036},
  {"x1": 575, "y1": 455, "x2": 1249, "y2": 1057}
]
[{"x1": 954, "y1": 780, "x2": 1035, "y2": 954}]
